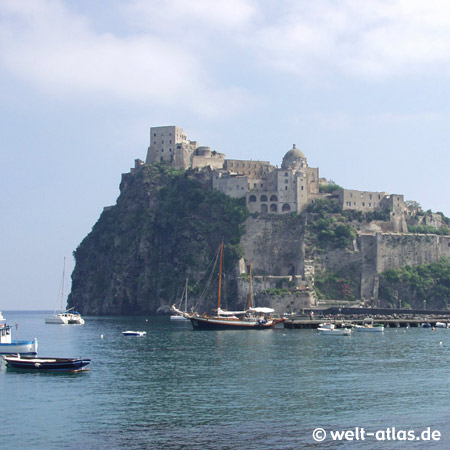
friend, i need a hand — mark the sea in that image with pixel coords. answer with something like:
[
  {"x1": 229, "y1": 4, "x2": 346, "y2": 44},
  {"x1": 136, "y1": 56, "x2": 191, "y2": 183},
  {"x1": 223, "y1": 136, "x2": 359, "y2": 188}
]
[{"x1": 1, "y1": 311, "x2": 450, "y2": 449}]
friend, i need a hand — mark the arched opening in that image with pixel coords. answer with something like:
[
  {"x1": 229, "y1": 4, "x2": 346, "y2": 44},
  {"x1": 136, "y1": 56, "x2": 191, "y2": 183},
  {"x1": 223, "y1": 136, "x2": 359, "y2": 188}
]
[
  {"x1": 261, "y1": 204, "x2": 268, "y2": 213},
  {"x1": 249, "y1": 195, "x2": 257, "y2": 203},
  {"x1": 270, "y1": 204, "x2": 278, "y2": 212},
  {"x1": 282, "y1": 203, "x2": 291, "y2": 212},
  {"x1": 260, "y1": 195, "x2": 268, "y2": 202},
  {"x1": 270, "y1": 195, "x2": 278, "y2": 201}
]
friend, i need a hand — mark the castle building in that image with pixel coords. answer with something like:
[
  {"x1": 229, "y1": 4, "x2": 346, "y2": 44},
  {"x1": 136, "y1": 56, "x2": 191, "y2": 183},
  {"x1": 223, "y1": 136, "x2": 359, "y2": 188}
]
[
  {"x1": 145, "y1": 125, "x2": 224, "y2": 170},
  {"x1": 144, "y1": 125, "x2": 407, "y2": 219}
]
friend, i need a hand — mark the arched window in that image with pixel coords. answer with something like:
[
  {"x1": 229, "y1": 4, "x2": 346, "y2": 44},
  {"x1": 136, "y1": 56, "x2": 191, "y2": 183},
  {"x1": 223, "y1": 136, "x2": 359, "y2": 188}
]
[
  {"x1": 270, "y1": 204, "x2": 278, "y2": 212},
  {"x1": 260, "y1": 195, "x2": 268, "y2": 202},
  {"x1": 282, "y1": 203, "x2": 291, "y2": 212},
  {"x1": 261, "y1": 204, "x2": 268, "y2": 213},
  {"x1": 249, "y1": 195, "x2": 257, "y2": 203},
  {"x1": 270, "y1": 195, "x2": 278, "y2": 201}
]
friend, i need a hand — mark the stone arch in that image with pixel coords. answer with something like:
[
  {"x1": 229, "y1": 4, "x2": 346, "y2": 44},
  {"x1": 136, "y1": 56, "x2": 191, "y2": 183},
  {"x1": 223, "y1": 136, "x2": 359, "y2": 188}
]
[
  {"x1": 270, "y1": 204, "x2": 278, "y2": 212},
  {"x1": 282, "y1": 203, "x2": 291, "y2": 212},
  {"x1": 260, "y1": 195, "x2": 268, "y2": 202},
  {"x1": 270, "y1": 195, "x2": 278, "y2": 201},
  {"x1": 261, "y1": 204, "x2": 268, "y2": 213},
  {"x1": 249, "y1": 195, "x2": 257, "y2": 203}
]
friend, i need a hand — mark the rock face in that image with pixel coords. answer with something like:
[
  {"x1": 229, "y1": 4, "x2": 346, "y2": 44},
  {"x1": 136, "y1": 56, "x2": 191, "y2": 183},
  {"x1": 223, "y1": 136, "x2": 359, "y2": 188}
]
[
  {"x1": 68, "y1": 164, "x2": 248, "y2": 315},
  {"x1": 68, "y1": 163, "x2": 450, "y2": 315}
]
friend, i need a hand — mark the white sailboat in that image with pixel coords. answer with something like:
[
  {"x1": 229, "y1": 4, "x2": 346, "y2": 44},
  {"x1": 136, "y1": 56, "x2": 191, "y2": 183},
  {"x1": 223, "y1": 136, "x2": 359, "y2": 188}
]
[
  {"x1": 46, "y1": 258, "x2": 68, "y2": 324},
  {"x1": 170, "y1": 279, "x2": 189, "y2": 320}
]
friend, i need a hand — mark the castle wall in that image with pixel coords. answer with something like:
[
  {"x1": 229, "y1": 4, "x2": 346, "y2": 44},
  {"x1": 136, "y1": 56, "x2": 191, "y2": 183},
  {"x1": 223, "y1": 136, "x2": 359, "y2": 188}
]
[
  {"x1": 338, "y1": 189, "x2": 387, "y2": 211},
  {"x1": 240, "y1": 215, "x2": 305, "y2": 277}
]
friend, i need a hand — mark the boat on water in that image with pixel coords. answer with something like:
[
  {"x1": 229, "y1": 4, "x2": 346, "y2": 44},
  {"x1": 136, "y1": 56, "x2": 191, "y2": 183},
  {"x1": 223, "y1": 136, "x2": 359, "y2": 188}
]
[
  {"x1": 170, "y1": 279, "x2": 189, "y2": 321},
  {"x1": 122, "y1": 331, "x2": 147, "y2": 336},
  {"x1": 189, "y1": 245, "x2": 283, "y2": 330},
  {"x1": 0, "y1": 321, "x2": 38, "y2": 355},
  {"x1": 435, "y1": 322, "x2": 447, "y2": 328},
  {"x1": 45, "y1": 259, "x2": 85, "y2": 325},
  {"x1": 355, "y1": 318, "x2": 384, "y2": 332},
  {"x1": 2, "y1": 354, "x2": 90, "y2": 372},
  {"x1": 318, "y1": 327, "x2": 352, "y2": 336}
]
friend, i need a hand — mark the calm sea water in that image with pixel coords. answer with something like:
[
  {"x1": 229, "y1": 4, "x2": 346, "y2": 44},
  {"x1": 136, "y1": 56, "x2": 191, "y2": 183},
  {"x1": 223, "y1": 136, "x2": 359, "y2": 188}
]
[{"x1": 1, "y1": 311, "x2": 450, "y2": 449}]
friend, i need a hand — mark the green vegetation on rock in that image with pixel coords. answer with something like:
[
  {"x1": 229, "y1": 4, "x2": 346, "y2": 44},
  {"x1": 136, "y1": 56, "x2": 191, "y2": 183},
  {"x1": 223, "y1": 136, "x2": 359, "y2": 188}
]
[
  {"x1": 69, "y1": 164, "x2": 249, "y2": 315},
  {"x1": 379, "y1": 257, "x2": 450, "y2": 309}
]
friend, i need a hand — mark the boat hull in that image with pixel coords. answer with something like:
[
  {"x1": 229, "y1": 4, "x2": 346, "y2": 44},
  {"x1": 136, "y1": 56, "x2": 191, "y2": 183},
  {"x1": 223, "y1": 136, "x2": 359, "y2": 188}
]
[
  {"x1": 45, "y1": 315, "x2": 68, "y2": 324},
  {"x1": 2, "y1": 355, "x2": 90, "y2": 371},
  {"x1": 356, "y1": 327, "x2": 384, "y2": 332},
  {"x1": 0, "y1": 339, "x2": 38, "y2": 355},
  {"x1": 190, "y1": 316, "x2": 275, "y2": 330}
]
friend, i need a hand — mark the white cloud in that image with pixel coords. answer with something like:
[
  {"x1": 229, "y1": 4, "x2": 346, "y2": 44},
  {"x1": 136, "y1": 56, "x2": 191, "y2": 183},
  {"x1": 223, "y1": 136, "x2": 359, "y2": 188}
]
[
  {"x1": 246, "y1": 0, "x2": 450, "y2": 80},
  {"x1": 0, "y1": 0, "x2": 252, "y2": 117}
]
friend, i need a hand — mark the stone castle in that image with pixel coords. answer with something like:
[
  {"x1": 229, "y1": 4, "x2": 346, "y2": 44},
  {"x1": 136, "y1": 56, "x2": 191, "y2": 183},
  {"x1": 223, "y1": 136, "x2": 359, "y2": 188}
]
[{"x1": 143, "y1": 125, "x2": 409, "y2": 231}]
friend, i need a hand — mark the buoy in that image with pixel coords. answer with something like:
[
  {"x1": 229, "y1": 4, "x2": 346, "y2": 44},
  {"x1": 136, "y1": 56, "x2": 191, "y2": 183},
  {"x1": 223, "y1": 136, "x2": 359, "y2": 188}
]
[{"x1": 100, "y1": 334, "x2": 104, "y2": 339}]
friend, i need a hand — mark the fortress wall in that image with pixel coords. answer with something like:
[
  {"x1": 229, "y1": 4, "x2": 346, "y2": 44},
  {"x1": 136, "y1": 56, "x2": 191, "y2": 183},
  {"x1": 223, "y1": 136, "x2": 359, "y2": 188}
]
[
  {"x1": 376, "y1": 233, "x2": 450, "y2": 272},
  {"x1": 240, "y1": 216, "x2": 305, "y2": 277}
]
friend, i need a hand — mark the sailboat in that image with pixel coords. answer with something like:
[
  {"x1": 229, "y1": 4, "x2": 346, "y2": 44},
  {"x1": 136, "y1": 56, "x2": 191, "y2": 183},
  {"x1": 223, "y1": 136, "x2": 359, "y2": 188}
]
[
  {"x1": 170, "y1": 279, "x2": 189, "y2": 320},
  {"x1": 189, "y1": 243, "x2": 282, "y2": 330},
  {"x1": 45, "y1": 259, "x2": 85, "y2": 325}
]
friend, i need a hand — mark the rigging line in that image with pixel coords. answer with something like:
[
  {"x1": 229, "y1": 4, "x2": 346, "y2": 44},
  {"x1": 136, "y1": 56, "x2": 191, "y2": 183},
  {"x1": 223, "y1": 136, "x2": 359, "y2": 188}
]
[{"x1": 194, "y1": 244, "x2": 221, "y2": 311}]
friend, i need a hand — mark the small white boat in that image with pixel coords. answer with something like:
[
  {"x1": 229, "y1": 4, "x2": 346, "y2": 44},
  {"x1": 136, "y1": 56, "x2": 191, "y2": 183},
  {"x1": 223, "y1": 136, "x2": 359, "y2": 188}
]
[
  {"x1": 318, "y1": 327, "x2": 352, "y2": 336},
  {"x1": 356, "y1": 318, "x2": 384, "y2": 332},
  {"x1": 318, "y1": 323, "x2": 335, "y2": 330},
  {"x1": 0, "y1": 324, "x2": 38, "y2": 355},
  {"x1": 435, "y1": 322, "x2": 447, "y2": 328},
  {"x1": 122, "y1": 331, "x2": 146, "y2": 336}
]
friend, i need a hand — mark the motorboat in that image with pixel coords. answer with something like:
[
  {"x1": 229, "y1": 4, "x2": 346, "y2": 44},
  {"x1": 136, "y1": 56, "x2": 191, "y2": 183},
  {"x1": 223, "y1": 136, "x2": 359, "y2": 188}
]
[
  {"x1": 122, "y1": 331, "x2": 147, "y2": 336},
  {"x1": 0, "y1": 323, "x2": 38, "y2": 355},
  {"x1": 65, "y1": 309, "x2": 85, "y2": 325},
  {"x1": 2, "y1": 354, "x2": 90, "y2": 372},
  {"x1": 355, "y1": 318, "x2": 384, "y2": 332},
  {"x1": 317, "y1": 327, "x2": 352, "y2": 336},
  {"x1": 435, "y1": 322, "x2": 447, "y2": 328}
]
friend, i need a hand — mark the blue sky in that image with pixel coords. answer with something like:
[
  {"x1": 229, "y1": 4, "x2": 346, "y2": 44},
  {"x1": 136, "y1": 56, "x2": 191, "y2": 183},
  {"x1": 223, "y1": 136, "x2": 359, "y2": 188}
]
[{"x1": 1, "y1": 0, "x2": 449, "y2": 310}]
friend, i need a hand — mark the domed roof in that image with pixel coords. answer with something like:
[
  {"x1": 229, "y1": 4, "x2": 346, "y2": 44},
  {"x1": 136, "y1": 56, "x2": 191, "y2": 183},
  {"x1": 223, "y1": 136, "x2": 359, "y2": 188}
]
[
  {"x1": 281, "y1": 144, "x2": 306, "y2": 169},
  {"x1": 284, "y1": 144, "x2": 305, "y2": 160}
]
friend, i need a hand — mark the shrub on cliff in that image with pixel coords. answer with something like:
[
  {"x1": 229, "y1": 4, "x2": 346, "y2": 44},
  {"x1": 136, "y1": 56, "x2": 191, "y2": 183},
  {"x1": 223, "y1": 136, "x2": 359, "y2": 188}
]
[{"x1": 379, "y1": 257, "x2": 450, "y2": 309}]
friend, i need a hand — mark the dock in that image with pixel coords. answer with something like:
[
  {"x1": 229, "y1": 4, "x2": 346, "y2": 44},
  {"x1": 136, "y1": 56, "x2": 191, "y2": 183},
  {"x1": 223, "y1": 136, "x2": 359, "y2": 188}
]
[{"x1": 283, "y1": 316, "x2": 450, "y2": 329}]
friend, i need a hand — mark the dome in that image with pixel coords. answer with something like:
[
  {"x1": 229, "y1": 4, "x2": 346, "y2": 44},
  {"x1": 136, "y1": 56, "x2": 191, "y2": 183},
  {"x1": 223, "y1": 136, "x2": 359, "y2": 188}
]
[
  {"x1": 284, "y1": 145, "x2": 305, "y2": 160},
  {"x1": 281, "y1": 144, "x2": 307, "y2": 169}
]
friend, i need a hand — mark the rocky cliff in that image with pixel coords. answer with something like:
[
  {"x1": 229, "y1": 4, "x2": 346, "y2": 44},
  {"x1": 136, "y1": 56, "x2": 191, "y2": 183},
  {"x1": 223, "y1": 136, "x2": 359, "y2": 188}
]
[
  {"x1": 68, "y1": 164, "x2": 248, "y2": 314},
  {"x1": 68, "y1": 163, "x2": 450, "y2": 314}
]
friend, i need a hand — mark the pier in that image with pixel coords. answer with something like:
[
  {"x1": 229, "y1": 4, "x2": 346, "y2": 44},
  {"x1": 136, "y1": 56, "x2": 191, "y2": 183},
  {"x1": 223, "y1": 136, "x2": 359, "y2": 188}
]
[{"x1": 283, "y1": 307, "x2": 450, "y2": 329}]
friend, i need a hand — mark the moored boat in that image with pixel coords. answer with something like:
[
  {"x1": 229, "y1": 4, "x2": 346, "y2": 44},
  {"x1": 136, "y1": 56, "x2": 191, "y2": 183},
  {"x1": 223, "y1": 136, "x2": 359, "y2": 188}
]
[
  {"x1": 122, "y1": 331, "x2": 146, "y2": 336},
  {"x1": 189, "y1": 247, "x2": 283, "y2": 330},
  {"x1": 2, "y1": 354, "x2": 90, "y2": 372},
  {"x1": 0, "y1": 323, "x2": 38, "y2": 355},
  {"x1": 170, "y1": 278, "x2": 190, "y2": 320},
  {"x1": 317, "y1": 327, "x2": 352, "y2": 336},
  {"x1": 355, "y1": 318, "x2": 384, "y2": 332}
]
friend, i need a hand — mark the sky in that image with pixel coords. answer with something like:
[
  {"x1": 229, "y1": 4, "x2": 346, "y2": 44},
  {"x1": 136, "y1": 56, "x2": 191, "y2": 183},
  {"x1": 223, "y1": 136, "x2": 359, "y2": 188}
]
[{"x1": 1, "y1": 0, "x2": 449, "y2": 310}]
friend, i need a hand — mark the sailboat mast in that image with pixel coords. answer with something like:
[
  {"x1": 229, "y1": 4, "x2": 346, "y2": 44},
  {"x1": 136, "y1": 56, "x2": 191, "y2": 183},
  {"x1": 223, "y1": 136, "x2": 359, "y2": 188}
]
[
  {"x1": 184, "y1": 278, "x2": 188, "y2": 313},
  {"x1": 249, "y1": 262, "x2": 252, "y2": 309},
  {"x1": 60, "y1": 257, "x2": 66, "y2": 311},
  {"x1": 217, "y1": 242, "x2": 224, "y2": 309}
]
